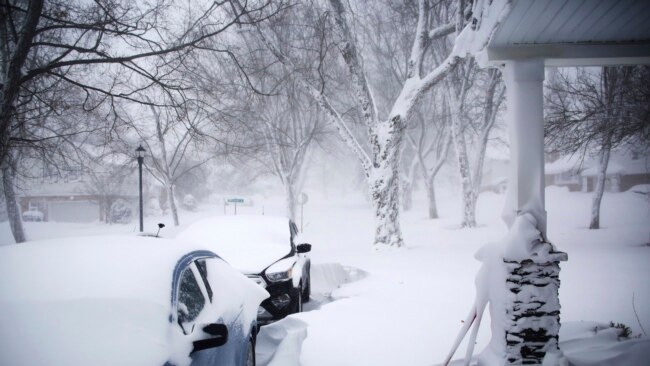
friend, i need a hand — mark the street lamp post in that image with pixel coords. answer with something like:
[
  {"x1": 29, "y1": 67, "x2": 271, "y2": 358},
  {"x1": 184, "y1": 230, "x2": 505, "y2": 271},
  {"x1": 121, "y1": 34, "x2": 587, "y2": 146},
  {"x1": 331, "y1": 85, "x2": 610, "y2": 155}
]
[{"x1": 136, "y1": 145, "x2": 146, "y2": 232}]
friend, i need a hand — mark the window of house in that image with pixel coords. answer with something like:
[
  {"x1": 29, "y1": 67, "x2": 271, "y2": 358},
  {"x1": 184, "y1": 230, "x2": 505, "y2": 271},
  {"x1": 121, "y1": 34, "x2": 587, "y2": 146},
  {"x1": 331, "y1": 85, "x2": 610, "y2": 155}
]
[{"x1": 28, "y1": 200, "x2": 46, "y2": 213}]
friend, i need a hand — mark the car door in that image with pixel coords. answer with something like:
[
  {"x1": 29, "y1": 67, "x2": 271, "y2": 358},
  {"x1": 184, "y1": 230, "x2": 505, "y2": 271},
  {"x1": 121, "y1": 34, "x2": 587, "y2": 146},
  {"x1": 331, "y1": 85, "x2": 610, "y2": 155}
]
[
  {"x1": 187, "y1": 258, "x2": 247, "y2": 366},
  {"x1": 172, "y1": 258, "x2": 239, "y2": 366}
]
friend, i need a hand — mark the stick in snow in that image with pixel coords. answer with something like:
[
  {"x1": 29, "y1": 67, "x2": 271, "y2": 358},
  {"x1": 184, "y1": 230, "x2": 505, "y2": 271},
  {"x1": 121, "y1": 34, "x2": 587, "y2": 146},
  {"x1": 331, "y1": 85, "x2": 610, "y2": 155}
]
[
  {"x1": 443, "y1": 304, "x2": 477, "y2": 366},
  {"x1": 463, "y1": 301, "x2": 486, "y2": 365}
]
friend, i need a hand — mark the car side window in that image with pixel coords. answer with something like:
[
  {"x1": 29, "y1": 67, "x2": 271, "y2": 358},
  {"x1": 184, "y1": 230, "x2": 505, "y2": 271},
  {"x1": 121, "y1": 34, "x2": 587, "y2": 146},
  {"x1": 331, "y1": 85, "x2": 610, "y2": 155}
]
[
  {"x1": 177, "y1": 266, "x2": 206, "y2": 327},
  {"x1": 195, "y1": 259, "x2": 213, "y2": 303}
]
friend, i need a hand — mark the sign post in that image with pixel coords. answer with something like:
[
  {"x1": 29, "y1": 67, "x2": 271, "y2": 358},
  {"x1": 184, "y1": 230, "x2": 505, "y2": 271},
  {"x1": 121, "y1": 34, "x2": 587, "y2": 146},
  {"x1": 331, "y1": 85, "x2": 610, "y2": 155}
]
[{"x1": 226, "y1": 198, "x2": 245, "y2": 215}]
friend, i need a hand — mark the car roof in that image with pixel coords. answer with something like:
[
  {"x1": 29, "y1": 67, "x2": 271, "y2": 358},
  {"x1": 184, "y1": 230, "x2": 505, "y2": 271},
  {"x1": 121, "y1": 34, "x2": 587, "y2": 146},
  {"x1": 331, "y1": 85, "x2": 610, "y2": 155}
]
[{"x1": 0, "y1": 235, "x2": 213, "y2": 304}]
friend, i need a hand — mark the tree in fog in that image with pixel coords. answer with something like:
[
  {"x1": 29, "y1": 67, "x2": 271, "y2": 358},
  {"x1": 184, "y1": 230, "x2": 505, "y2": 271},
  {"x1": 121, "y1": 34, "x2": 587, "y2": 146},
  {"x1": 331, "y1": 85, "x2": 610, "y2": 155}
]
[
  {"x1": 0, "y1": 0, "x2": 284, "y2": 241},
  {"x1": 405, "y1": 89, "x2": 452, "y2": 218},
  {"x1": 444, "y1": 65, "x2": 504, "y2": 228},
  {"x1": 256, "y1": 82, "x2": 325, "y2": 222},
  {"x1": 546, "y1": 66, "x2": 650, "y2": 229},
  {"x1": 425, "y1": 0, "x2": 505, "y2": 230},
  {"x1": 133, "y1": 98, "x2": 223, "y2": 227},
  {"x1": 246, "y1": 0, "x2": 476, "y2": 247},
  {"x1": 82, "y1": 149, "x2": 133, "y2": 224}
]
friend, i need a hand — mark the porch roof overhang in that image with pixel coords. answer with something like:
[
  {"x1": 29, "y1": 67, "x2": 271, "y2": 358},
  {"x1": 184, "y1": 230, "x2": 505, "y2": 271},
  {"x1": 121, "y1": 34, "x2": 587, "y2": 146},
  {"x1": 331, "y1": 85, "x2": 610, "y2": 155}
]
[{"x1": 482, "y1": 0, "x2": 650, "y2": 67}]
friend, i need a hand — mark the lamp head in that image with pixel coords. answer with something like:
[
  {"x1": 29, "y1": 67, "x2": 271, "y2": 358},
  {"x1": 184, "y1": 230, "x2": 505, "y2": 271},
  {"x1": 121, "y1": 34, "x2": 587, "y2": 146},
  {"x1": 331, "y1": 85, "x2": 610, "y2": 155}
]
[{"x1": 136, "y1": 145, "x2": 146, "y2": 158}]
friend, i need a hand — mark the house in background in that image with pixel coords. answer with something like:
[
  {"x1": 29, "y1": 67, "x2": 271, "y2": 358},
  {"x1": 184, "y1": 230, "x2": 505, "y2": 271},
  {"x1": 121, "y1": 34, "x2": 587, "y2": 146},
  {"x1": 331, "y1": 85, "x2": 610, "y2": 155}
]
[
  {"x1": 544, "y1": 155, "x2": 583, "y2": 191},
  {"x1": 480, "y1": 150, "x2": 510, "y2": 193},
  {"x1": 19, "y1": 167, "x2": 137, "y2": 223},
  {"x1": 545, "y1": 151, "x2": 650, "y2": 193}
]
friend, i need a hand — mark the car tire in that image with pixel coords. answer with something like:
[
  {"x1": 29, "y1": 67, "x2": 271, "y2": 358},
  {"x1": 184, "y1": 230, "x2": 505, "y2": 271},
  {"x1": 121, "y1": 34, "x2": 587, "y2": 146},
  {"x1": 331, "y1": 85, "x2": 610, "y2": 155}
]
[
  {"x1": 301, "y1": 274, "x2": 311, "y2": 303},
  {"x1": 246, "y1": 338, "x2": 255, "y2": 366}
]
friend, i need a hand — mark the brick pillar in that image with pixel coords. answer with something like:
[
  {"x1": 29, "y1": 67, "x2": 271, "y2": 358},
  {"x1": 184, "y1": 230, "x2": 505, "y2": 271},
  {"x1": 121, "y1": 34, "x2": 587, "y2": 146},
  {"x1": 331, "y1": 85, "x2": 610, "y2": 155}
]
[{"x1": 504, "y1": 242, "x2": 567, "y2": 364}]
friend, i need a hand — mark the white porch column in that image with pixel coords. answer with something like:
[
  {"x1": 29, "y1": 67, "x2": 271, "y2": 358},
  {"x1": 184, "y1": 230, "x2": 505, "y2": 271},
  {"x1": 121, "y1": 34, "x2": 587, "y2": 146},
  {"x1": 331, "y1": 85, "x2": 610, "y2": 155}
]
[
  {"x1": 490, "y1": 59, "x2": 567, "y2": 365},
  {"x1": 502, "y1": 59, "x2": 547, "y2": 236}
]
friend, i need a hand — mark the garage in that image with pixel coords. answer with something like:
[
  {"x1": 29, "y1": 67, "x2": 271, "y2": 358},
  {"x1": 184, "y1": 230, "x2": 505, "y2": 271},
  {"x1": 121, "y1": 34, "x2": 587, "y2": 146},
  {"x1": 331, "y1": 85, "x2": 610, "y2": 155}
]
[{"x1": 47, "y1": 200, "x2": 100, "y2": 223}]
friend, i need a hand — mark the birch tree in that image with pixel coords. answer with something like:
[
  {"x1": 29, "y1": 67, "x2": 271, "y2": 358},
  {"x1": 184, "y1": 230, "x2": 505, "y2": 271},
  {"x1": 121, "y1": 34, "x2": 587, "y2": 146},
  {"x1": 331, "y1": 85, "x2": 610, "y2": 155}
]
[
  {"x1": 244, "y1": 0, "x2": 467, "y2": 247},
  {"x1": 442, "y1": 56, "x2": 504, "y2": 228},
  {"x1": 405, "y1": 91, "x2": 453, "y2": 219}
]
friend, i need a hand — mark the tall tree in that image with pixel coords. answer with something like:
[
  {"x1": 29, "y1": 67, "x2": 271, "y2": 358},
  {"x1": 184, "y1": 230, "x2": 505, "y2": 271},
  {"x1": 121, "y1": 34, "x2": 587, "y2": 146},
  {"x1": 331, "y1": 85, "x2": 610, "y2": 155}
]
[
  {"x1": 0, "y1": 0, "x2": 284, "y2": 241},
  {"x1": 245, "y1": 0, "x2": 469, "y2": 247},
  {"x1": 405, "y1": 90, "x2": 452, "y2": 219},
  {"x1": 546, "y1": 66, "x2": 649, "y2": 229}
]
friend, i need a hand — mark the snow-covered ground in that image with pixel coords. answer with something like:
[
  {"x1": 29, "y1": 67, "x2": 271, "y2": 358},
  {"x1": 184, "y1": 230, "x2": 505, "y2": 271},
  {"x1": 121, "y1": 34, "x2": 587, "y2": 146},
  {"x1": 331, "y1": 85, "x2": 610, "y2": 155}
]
[{"x1": 1, "y1": 186, "x2": 649, "y2": 365}]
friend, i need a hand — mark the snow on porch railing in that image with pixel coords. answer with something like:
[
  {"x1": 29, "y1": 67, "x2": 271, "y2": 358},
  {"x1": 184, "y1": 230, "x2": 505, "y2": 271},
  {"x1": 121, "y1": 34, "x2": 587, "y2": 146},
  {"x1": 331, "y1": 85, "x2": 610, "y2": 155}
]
[{"x1": 444, "y1": 214, "x2": 568, "y2": 365}]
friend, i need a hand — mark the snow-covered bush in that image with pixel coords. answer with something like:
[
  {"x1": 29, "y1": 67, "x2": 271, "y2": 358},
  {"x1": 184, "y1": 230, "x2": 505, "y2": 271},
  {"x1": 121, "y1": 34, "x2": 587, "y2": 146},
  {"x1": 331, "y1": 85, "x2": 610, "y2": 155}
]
[
  {"x1": 110, "y1": 199, "x2": 132, "y2": 224},
  {"x1": 22, "y1": 210, "x2": 44, "y2": 222},
  {"x1": 182, "y1": 194, "x2": 198, "y2": 211},
  {"x1": 146, "y1": 198, "x2": 162, "y2": 216}
]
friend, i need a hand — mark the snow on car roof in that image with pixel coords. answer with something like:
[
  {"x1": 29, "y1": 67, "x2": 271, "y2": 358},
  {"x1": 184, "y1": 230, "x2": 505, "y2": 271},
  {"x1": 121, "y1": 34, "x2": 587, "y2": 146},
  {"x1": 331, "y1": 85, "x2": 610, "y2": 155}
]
[
  {"x1": 176, "y1": 215, "x2": 292, "y2": 274},
  {"x1": 0, "y1": 235, "x2": 209, "y2": 304},
  {"x1": 179, "y1": 215, "x2": 290, "y2": 245}
]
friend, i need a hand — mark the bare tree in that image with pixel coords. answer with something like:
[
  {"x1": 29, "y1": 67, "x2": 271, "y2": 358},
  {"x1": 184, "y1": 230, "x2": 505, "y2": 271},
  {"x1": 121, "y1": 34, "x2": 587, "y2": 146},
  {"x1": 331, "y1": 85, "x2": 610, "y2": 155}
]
[
  {"x1": 2, "y1": 154, "x2": 26, "y2": 242},
  {"x1": 256, "y1": 82, "x2": 324, "y2": 221},
  {"x1": 406, "y1": 90, "x2": 452, "y2": 219},
  {"x1": 244, "y1": 0, "x2": 469, "y2": 247},
  {"x1": 0, "y1": 0, "x2": 285, "y2": 241},
  {"x1": 546, "y1": 66, "x2": 648, "y2": 229},
  {"x1": 131, "y1": 98, "x2": 221, "y2": 227}
]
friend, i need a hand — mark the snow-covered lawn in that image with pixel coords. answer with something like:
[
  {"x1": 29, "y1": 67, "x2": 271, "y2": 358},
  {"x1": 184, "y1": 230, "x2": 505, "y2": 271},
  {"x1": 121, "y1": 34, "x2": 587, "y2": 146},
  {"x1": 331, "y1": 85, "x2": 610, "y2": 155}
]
[{"x1": 1, "y1": 186, "x2": 649, "y2": 365}]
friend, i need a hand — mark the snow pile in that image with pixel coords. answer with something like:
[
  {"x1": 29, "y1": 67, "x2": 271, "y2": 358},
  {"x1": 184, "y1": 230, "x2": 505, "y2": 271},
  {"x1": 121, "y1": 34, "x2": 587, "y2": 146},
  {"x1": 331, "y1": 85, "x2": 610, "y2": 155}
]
[
  {"x1": 559, "y1": 321, "x2": 650, "y2": 366},
  {"x1": 0, "y1": 236, "x2": 186, "y2": 365},
  {"x1": 0, "y1": 236, "x2": 267, "y2": 366},
  {"x1": 310, "y1": 262, "x2": 366, "y2": 296},
  {"x1": 256, "y1": 318, "x2": 308, "y2": 366}
]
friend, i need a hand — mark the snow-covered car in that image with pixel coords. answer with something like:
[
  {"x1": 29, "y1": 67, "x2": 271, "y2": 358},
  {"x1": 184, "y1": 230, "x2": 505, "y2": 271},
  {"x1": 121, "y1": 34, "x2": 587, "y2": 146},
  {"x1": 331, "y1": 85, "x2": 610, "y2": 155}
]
[
  {"x1": 177, "y1": 215, "x2": 312, "y2": 324},
  {"x1": 21, "y1": 209, "x2": 44, "y2": 222},
  {"x1": 0, "y1": 236, "x2": 268, "y2": 366}
]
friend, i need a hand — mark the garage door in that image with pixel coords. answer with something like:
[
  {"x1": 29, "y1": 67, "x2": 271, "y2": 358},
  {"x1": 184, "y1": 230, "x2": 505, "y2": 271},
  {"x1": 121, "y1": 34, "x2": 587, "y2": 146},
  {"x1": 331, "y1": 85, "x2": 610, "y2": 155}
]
[{"x1": 48, "y1": 201, "x2": 100, "y2": 223}]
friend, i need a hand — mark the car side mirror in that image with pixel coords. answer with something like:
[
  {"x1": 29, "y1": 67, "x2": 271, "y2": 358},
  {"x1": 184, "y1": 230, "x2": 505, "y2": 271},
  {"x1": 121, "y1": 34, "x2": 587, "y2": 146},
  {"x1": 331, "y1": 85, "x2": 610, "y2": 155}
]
[
  {"x1": 297, "y1": 243, "x2": 312, "y2": 253},
  {"x1": 192, "y1": 323, "x2": 228, "y2": 353}
]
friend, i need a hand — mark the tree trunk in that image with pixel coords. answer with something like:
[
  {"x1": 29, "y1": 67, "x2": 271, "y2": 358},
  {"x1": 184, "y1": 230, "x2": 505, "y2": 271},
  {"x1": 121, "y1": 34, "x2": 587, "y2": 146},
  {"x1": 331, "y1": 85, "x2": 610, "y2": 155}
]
[
  {"x1": 425, "y1": 176, "x2": 439, "y2": 219},
  {"x1": 368, "y1": 117, "x2": 404, "y2": 247},
  {"x1": 2, "y1": 163, "x2": 26, "y2": 243},
  {"x1": 285, "y1": 182, "x2": 297, "y2": 222},
  {"x1": 589, "y1": 142, "x2": 611, "y2": 229},
  {"x1": 168, "y1": 184, "x2": 179, "y2": 226},
  {"x1": 401, "y1": 178, "x2": 413, "y2": 211},
  {"x1": 451, "y1": 113, "x2": 477, "y2": 228}
]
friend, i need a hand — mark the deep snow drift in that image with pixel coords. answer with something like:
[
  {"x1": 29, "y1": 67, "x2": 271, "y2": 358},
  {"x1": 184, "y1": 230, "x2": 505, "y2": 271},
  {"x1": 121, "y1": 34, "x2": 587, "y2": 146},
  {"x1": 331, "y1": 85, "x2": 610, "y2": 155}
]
[{"x1": 1, "y1": 185, "x2": 648, "y2": 365}]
